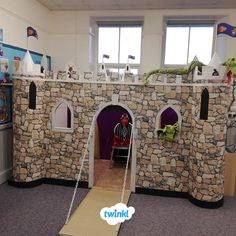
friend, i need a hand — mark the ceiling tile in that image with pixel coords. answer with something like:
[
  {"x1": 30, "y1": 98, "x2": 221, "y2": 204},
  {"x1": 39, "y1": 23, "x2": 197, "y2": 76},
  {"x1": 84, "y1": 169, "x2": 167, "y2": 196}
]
[{"x1": 37, "y1": 0, "x2": 236, "y2": 10}]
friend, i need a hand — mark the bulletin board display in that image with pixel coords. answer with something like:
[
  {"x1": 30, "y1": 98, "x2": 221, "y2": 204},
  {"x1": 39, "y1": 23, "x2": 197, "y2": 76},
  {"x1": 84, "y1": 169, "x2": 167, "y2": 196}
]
[
  {"x1": 0, "y1": 43, "x2": 51, "y2": 125},
  {"x1": 0, "y1": 43, "x2": 51, "y2": 81}
]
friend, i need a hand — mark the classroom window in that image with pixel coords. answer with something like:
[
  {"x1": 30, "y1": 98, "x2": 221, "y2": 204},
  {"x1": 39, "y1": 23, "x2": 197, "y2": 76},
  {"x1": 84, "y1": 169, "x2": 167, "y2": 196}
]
[
  {"x1": 98, "y1": 24, "x2": 142, "y2": 75},
  {"x1": 164, "y1": 22, "x2": 214, "y2": 66}
]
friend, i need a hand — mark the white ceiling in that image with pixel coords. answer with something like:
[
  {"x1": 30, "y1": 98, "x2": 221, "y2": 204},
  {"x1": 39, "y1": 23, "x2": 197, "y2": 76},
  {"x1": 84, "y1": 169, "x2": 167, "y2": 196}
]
[{"x1": 37, "y1": 0, "x2": 236, "y2": 11}]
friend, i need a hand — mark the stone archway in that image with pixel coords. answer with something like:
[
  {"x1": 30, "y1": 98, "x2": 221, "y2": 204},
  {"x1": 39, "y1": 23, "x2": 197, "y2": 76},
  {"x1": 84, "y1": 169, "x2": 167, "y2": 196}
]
[{"x1": 89, "y1": 101, "x2": 136, "y2": 192}]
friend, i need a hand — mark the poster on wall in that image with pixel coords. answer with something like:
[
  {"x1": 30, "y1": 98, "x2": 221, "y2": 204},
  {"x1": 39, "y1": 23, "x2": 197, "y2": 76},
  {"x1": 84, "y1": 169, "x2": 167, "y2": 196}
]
[
  {"x1": 0, "y1": 58, "x2": 8, "y2": 73},
  {"x1": 0, "y1": 43, "x2": 3, "y2": 56},
  {"x1": 0, "y1": 29, "x2": 3, "y2": 42},
  {"x1": 12, "y1": 59, "x2": 22, "y2": 74}
]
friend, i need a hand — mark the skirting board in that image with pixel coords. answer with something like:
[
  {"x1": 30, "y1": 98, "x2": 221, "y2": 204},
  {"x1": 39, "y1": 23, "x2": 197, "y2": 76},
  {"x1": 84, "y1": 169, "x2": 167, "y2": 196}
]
[
  {"x1": 8, "y1": 178, "x2": 89, "y2": 189},
  {"x1": 0, "y1": 168, "x2": 12, "y2": 184},
  {"x1": 135, "y1": 187, "x2": 224, "y2": 209}
]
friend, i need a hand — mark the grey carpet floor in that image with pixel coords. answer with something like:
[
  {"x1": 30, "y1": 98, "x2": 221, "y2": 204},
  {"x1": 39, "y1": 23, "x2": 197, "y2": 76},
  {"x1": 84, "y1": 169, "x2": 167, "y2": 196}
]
[
  {"x1": 119, "y1": 193, "x2": 236, "y2": 236},
  {"x1": 0, "y1": 183, "x2": 236, "y2": 236},
  {"x1": 0, "y1": 184, "x2": 89, "y2": 236}
]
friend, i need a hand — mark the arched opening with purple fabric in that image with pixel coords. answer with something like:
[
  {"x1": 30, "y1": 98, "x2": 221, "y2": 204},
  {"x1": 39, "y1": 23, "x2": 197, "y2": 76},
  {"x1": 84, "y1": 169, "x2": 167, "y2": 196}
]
[
  {"x1": 160, "y1": 107, "x2": 178, "y2": 128},
  {"x1": 96, "y1": 105, "x2": 132, "y2": 160},
  {"x1": 92, "y1": 104, "x2": 133, "y2": 191},
  {"x1": 156, "y1": 105, "x2": 181, "y2": 134}
]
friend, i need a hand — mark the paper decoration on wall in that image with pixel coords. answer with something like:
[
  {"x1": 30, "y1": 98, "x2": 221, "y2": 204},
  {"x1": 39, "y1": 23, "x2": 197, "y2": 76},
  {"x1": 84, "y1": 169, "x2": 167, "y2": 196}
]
[
  {"x1": 0, "y1": 29, "x2": 3, "y2": 56},
  {"x1": 27, "y1": 26, "x2": 38, "y2": 39},
  {"x1": 217, "y1": 23, "x2": 236, "y2": 37},
  {"x1": 29, "y1": 81, "x2": 36, "y2": 110},
  {"x1": 0, "y1": 87, "x2": 8, "y2": 122},
  {"x1": 200, "y1": 88, "x2": 209, "y2": 120},
  {"x1": 12, "y1": 60, "x2": 21, "y2": 74},
  {"x1": 0, "y1": 29, "x2": 3, "y2": 42},
  {"x1": 12, "y1": 57, "x2": 22, "y2": 74},
  {"x1": 0, "y1": 44, "x2": 3, "y2": 56},
  {"x1": 22, "y1": 50, "x2": 34, "y2": 74},
  {"x1": 0, "y1": 58, "x2": 8, "y2": 73}
]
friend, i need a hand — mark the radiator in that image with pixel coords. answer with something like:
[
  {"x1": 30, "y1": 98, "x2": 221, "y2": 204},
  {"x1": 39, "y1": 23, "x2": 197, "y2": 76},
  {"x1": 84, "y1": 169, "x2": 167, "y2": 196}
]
[{"x1": 0, "y1": 123, "x2": 13, "y2": 184}]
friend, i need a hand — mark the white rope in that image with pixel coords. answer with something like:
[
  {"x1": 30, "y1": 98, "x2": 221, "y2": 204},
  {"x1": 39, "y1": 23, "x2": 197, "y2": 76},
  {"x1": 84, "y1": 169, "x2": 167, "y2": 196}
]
[
  {"x1": 120, "y1": 123, "x2": 133, "y2": 203},
  {"x1": 116, "y1": 123, "x2": 134, "y2": 232},
  {"x1": 65, "y1": 117, "x2": 95, "y2": 224}
]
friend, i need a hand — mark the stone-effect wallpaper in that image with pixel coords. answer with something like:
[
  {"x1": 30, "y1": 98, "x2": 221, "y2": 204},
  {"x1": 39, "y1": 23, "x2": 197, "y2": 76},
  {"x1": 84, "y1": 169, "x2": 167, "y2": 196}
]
[{"x1": 13, "y1": 77, "x2": 232, "y2": 203}]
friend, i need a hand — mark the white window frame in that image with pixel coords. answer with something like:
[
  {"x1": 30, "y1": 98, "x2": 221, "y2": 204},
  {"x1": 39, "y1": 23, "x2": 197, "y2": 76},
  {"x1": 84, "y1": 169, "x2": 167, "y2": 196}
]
[
  {"x1": 52, "y1": 99, "x2": 74, "y2": 133},
  {"x1": 162, "y1": 19, "x2": 216, "y2": 68},
  {"x1": 97, "y1": 21, "x2": 143, "y2": 74}
]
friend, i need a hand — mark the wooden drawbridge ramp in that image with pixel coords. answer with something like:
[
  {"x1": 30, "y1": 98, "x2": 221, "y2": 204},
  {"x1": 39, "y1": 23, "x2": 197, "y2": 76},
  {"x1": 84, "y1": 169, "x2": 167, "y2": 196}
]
[{"x1": 59, "y1": 187, "x2": 131, "y2": 236}]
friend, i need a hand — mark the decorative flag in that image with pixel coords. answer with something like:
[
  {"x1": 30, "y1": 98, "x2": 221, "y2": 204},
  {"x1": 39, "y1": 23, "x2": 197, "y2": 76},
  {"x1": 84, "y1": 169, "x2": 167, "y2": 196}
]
[
  {"x1": 102, "y1": 54, "x2": 109, "y2": 59},
  {"x1": 128, "y1": 55, "x2": 135, "y2": 60},
  {"x1": 27, "y1": 26, "x2": 38, "y2": 39},
  {"x1": 217, "y1": 23, "x2": 236, "y2": 37}
]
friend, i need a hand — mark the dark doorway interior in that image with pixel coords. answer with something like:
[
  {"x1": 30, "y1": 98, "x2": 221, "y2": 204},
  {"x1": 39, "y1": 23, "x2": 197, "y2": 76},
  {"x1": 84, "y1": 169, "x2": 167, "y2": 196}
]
[{"x1": 96, "y1": 105, "x2": 132, "y2": 160}]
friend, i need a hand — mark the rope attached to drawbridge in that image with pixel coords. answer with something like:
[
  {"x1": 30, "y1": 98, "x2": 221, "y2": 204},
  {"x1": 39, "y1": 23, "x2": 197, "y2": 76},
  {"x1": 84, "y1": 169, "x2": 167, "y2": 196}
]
[
  {"x1": 116, "y1": 122, "x2": 134, "y2": 232},
  {"x1": 65, "y1": 117, "x2": 95, "y2": 224}
]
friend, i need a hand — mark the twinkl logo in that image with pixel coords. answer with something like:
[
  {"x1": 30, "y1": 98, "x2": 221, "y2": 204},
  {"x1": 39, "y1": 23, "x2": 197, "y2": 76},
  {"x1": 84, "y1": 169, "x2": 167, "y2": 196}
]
[{"x1": 100, "y1": 203, "x2": 135, "y2": 225}]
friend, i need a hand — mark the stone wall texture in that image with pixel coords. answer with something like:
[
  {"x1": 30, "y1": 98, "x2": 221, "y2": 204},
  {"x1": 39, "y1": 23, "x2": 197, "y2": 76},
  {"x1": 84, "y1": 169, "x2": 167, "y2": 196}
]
[{"x1": 13, "y1": 77, "x2": 232, "y2": 203}]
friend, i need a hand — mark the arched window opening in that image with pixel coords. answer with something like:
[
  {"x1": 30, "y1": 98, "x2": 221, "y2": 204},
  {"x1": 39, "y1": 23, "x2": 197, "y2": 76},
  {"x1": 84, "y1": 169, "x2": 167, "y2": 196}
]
[
  {"x1": 156, "y1": 106, "x2": 181, "y2": 142},
  {"x1": 200, "y1": 88, "x2": 209, "y2": 120},
  {"x1": 160, "y1": 107, "x2": 178, "y2": 128},
  {"x1": 29, "y1": 81, "x2": 36, "y2": 109},
  {"x1": 52, "y1": 99, "x2": 74, "y2": 132}
]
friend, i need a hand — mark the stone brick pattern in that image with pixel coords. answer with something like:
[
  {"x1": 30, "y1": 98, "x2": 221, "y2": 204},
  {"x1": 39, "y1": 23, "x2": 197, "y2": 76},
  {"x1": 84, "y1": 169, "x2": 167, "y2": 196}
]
[
  {"x1": 12, "y1": 77, "x2": 232, "y2": 202},
  {"x1": 189, "y1": 86, "x2": 232, "y2": 202}
]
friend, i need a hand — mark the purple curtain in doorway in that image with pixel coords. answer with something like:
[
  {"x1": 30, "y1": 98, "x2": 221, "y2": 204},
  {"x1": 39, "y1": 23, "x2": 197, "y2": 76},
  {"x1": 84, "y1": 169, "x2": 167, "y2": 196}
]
[
  {"x1": 160, "y1": 107, "x2": 178, "y2": 128},
  {"x1": 97, "y1": 106, "x2": 132, "y2": 160}
]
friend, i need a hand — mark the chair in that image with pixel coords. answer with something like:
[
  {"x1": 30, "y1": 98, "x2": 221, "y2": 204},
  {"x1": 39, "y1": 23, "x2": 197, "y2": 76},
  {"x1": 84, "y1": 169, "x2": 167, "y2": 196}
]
[{"x1": 110, "y1": 119, "x2": 132, "y2": 168}]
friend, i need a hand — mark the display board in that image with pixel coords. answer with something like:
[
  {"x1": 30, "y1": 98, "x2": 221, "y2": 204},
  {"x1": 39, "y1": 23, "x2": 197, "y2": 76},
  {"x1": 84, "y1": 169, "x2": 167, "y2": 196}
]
[
  {"x1": 0, "y1": 43, "x2": 51, "y2": 80},
  {"x1": 0, "y1": 43, "x2": 51, "y2": 124}
]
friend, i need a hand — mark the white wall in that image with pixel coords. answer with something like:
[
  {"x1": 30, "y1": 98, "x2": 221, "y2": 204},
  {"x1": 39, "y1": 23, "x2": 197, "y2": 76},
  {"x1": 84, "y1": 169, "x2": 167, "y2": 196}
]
[
  {"x1": 48, "y1": 8, "x2": 236, "y2": 74},
  {"x1": 48, "y1": 11, "x2": 91, "y2": 72},
  {"x1": 0, "y1": 0, "x2": 50, "y2": 55},
  {"x1": 1, "y1": 2, "x2": 236, "y2": 73},
  {"x1": 0, "y1": 125, "x2": 12, "y2": 184}
]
